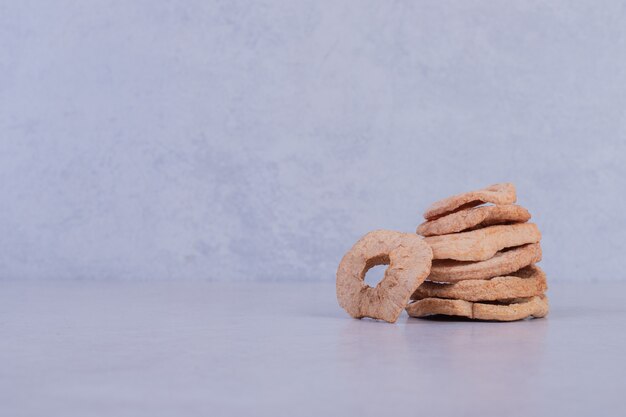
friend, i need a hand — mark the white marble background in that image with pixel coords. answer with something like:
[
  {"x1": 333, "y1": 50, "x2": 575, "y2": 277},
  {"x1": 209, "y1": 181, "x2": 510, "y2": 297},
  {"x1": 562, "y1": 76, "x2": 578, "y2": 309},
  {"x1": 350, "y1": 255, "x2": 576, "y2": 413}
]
[{"x1": 1, "y1": 1, "x2": 625, "y2": 281}]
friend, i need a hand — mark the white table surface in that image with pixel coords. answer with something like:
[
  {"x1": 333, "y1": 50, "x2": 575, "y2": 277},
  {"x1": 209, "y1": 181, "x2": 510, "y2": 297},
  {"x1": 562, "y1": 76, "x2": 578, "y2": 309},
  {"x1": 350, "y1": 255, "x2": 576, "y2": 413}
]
[{"x1": 1, "y1": 280, "x2": 624, "y2": 417}]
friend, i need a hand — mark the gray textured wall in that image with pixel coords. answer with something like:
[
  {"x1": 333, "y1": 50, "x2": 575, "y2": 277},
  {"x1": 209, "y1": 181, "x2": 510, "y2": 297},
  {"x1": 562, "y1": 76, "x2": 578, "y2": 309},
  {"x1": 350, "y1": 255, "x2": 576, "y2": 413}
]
[{"x1": 1, "y1": 1, "x2": 625, "y2": 281}]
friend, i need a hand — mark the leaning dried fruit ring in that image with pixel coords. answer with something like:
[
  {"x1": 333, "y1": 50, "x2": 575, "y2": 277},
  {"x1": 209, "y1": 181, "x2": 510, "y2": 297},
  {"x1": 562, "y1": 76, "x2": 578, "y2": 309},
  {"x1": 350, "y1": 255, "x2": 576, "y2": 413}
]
[{"x1": 336, "y1": 230, "x2": 433, "y2": 323}]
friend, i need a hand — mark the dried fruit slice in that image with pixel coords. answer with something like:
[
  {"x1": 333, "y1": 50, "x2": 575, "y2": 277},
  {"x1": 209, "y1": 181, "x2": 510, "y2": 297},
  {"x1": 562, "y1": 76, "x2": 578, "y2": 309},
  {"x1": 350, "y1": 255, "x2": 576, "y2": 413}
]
[
  {"x1": 412, "y1": 265, "x2": 547, "y2": 301},
  {"x1": 424, "y1": 223, "x2": 541, "y2": 261},
  {"x1": 428, "y1": 243, "x2": 542, "y2": 282},
  {"x1": 424, "y1": 183, "x2": 516, "y2": 220},
  {"x1": 406, "y1": 295, "x2": 549, "y2": 321},
  {"x1": 336, "y1": 230, "x2": 433, "y2": 323},
  {"x1": 417, "y1": 204, "x2": 530, "y2": 237}
]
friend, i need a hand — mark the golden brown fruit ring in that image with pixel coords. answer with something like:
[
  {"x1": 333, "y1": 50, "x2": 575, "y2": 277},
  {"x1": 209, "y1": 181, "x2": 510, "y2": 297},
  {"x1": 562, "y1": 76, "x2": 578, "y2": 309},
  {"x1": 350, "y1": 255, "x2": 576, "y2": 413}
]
[
  {"x1": 406, "y1": 295, "x2": 549, "y2": 321},
  {"x1": 427, "y1": 243, "x2": 542, "y2": 283},
  {"x1": 424, "y1": 223, "x2": 541, "y2": 261},
  {"x1": 336, "y1": 230, "x2": 433, "y2": 323},
  {"x1": 423, "y1": 183, "x2": 516, "y2": 220},
  {"x1": 417, "y1": 204, "x2": 531, "y2": 237},
  {"x1": 412, "y1": 265, "x2": 547, "y2": 302}
]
